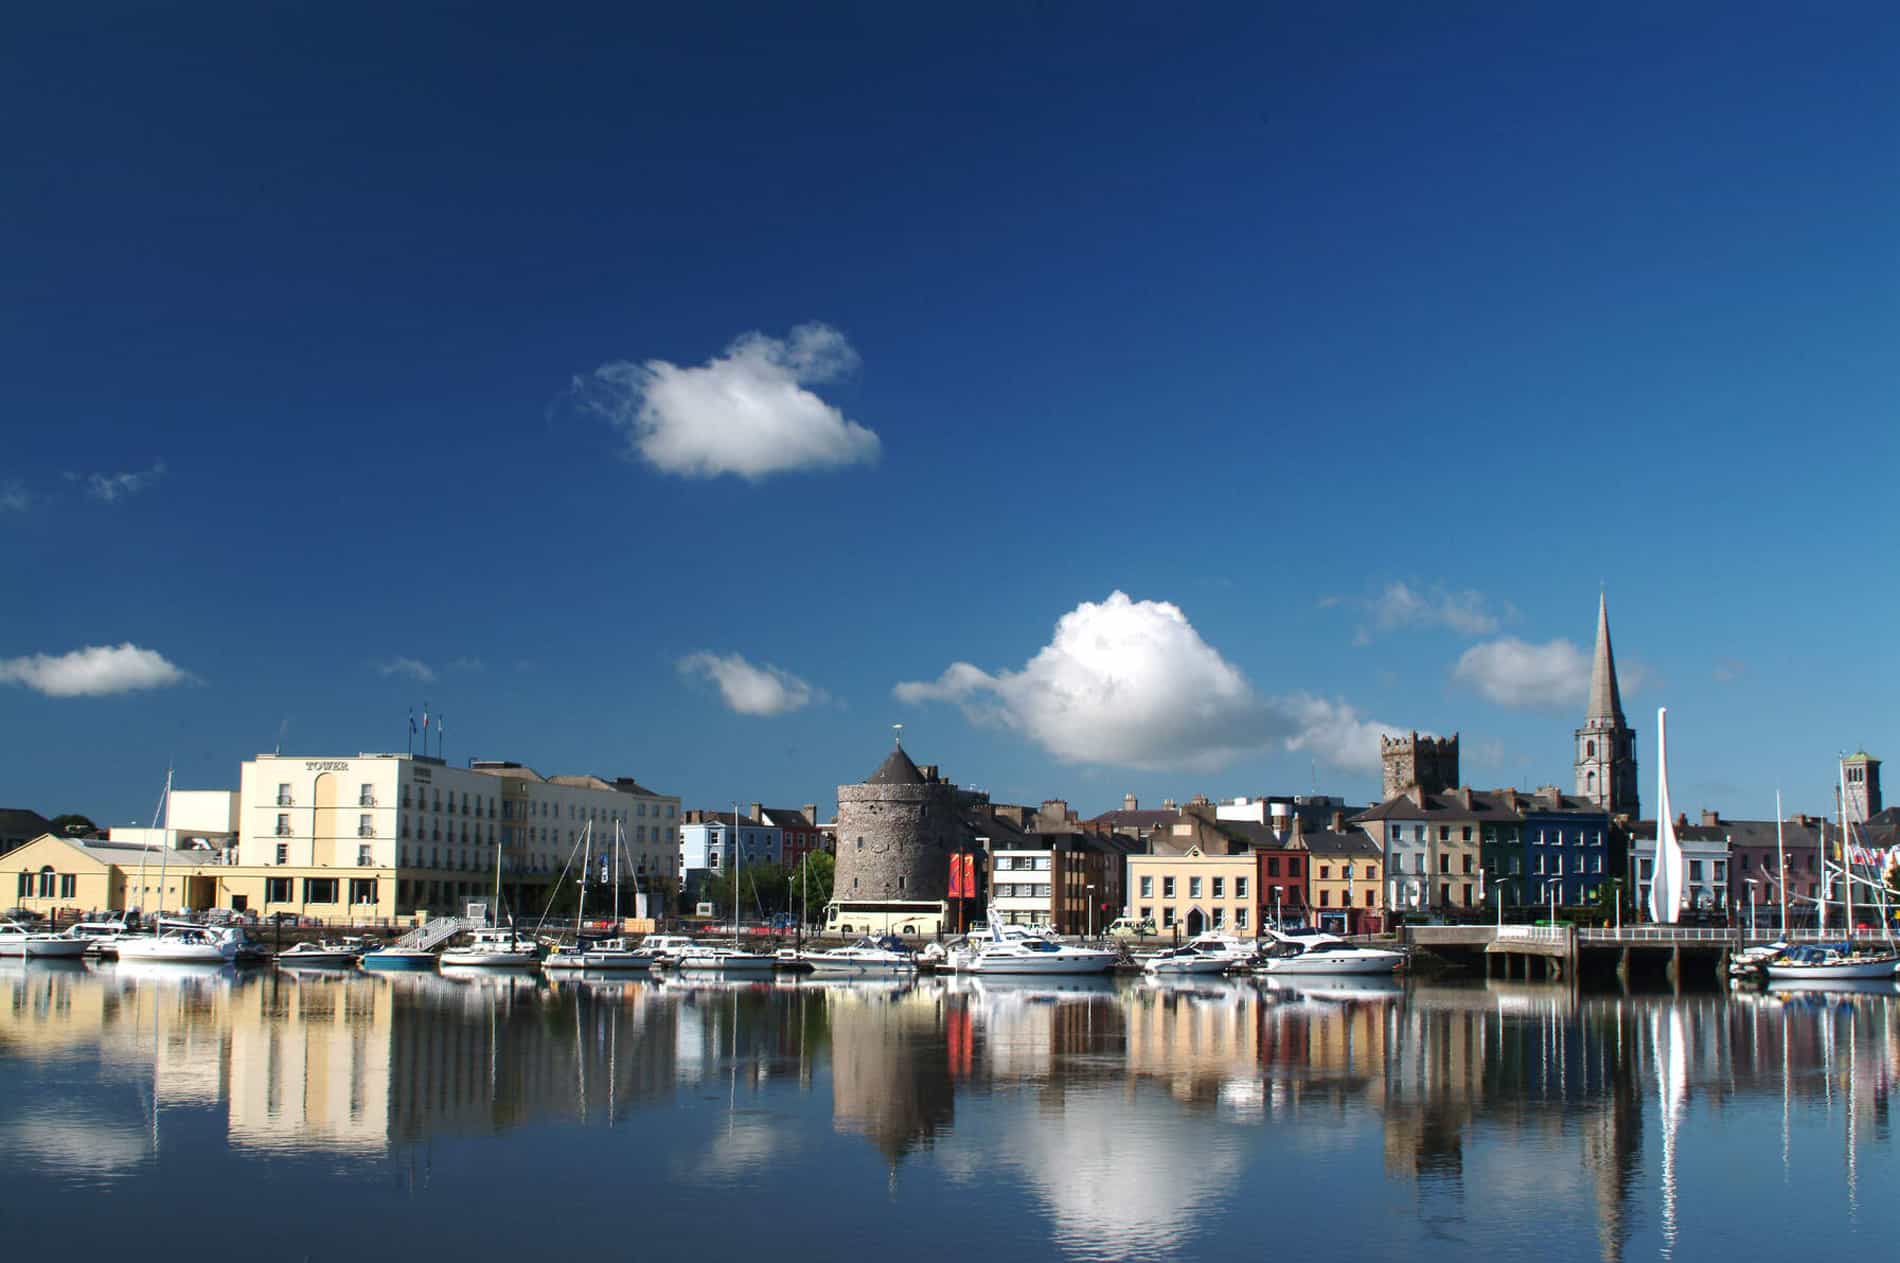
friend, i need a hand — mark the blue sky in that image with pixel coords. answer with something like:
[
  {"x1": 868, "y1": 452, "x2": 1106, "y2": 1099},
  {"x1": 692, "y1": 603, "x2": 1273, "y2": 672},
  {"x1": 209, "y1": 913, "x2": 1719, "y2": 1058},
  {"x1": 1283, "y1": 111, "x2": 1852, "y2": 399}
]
[{"x1": 4, "y1": 3, "x2": 1896, "y2": 828}]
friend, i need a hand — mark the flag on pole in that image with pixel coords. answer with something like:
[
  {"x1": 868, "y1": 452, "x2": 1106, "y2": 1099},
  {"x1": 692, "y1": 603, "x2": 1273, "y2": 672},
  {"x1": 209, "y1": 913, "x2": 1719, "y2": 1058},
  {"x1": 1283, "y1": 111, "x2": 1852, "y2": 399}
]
[{"x1": 409, "y1": 709, "x2": 417, "y2": 737}]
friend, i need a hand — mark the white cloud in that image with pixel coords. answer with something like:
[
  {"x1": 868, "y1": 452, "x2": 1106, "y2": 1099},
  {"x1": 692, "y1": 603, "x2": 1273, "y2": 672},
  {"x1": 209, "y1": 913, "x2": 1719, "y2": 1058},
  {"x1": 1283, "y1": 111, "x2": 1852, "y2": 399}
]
[
  {"x1": 1281, "y1": 695, "x2": 1409, "y2": 774},
  {"x1": 378, "y1": 657, "x2": 436, "y2": 683},
  {"x1": 895, "y1": 591, "x2": 1408, "y2": 773},
  {"x1": 678, "y1": 651, "x2": 822, "y2": 717},
  {"x1": 73, "y1": 462, "x2": 166, "y2": 503},
  {"x1": 575, "y1": 324, "x2": 879, "y2": 481},
  {"x1": 1451, "y1": 637, "x2": 1590, "y2": 708},
  {"x1": 1360, "y1": 581, "x2": 1503, "y2": 638},
  {"x1": 1, "y1": 480, "x2": 27, "y2": 512},
  {"x1": 0, "y1": 643, "x2": 191, "y2": 697}
]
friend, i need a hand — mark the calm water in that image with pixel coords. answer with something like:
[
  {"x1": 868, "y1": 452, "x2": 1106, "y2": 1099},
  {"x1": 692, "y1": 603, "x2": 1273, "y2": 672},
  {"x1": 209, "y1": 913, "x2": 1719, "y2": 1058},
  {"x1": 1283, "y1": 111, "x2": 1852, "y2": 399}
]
[{"x1": 1, "y1": 964, "x2": 1895, "y2": 1261}]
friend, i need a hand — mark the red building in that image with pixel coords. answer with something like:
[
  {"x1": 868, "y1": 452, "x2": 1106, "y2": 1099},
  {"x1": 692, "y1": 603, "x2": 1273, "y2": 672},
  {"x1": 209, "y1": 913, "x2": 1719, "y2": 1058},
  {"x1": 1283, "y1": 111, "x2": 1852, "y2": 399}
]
[{"x1": 754, "y1": 804, "x2": 824, "y2": 869}]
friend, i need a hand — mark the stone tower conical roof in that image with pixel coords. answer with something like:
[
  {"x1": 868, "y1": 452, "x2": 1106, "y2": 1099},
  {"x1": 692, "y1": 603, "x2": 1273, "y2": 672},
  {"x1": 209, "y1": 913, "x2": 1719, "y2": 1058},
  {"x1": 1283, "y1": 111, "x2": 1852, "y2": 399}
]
[
  {"x1": 1587, "y1": 591, "x2": 1625, "y2": 724},
  {"x1": 866, "y1": 744, "x2": 925, "y2": 785}
]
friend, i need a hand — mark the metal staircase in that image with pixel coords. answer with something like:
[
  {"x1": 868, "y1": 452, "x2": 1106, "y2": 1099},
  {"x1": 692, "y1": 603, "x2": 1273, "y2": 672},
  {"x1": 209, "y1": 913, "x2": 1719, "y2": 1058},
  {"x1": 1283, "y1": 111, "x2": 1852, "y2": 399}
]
[{"x1": 391, "y1": 916, "x2": 477, "y2": 951}]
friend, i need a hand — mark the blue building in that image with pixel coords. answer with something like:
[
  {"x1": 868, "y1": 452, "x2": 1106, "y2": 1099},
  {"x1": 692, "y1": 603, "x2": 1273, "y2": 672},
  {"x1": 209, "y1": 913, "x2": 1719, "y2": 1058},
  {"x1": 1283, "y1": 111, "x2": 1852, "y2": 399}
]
[
  {"x1": 679, "y1": 809, "x2": 783, "y2": 900},
  {"x1": 1520, "y1": 791, "x2": 1616, "y2": 909}
]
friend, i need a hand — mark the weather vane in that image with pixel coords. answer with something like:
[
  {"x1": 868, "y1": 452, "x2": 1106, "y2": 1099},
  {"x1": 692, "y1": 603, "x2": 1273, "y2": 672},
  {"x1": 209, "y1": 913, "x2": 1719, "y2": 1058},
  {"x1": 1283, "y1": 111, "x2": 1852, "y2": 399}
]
[{"x1": 893, "y1": 722, "x2": 904, "y2": 748}]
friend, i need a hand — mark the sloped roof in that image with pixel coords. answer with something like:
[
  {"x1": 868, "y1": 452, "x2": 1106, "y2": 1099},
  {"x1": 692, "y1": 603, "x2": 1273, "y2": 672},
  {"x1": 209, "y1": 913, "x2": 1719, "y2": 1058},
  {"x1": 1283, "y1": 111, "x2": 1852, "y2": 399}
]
[
  {"x1": 1301, "y1": 828, "x2": 1383, "y2": 859},
  {"x1": 866, "y1": 746, "x2": 924, "y2": 785},
  {"x1": 1086, "y1": 809, "x2": 1180, "y2": 829},
  {"x1": 1587, "y1": 591, "x2": 1627, "y2": 724},
  {"x1": 1354, "y1": 787, "x2": 1605, "y2": 824},
  {"x1": 758, "y1": 807, "x2": 814, "y2": 828}
]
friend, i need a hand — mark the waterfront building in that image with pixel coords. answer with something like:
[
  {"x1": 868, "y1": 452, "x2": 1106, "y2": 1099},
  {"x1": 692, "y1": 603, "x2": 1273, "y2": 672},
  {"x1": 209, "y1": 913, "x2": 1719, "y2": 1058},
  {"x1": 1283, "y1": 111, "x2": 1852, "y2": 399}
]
[
  {"x1": 1124, "y1": 846, "x2": 1257, "y2": 937},
  {"x1": 3, "y1": 833, "x2": 168, "y2": 916},
  {"x1": 752, "y1": 803, "x2": 824, "y2": 867},
  {"x1": 1086, "y1": 794, "x2": 1181, "y2": 849},
  {"x1": 1520, "y1": 790, "x2": 1615, "y2": 909},
  {"x1": 826, "y1": 740, "x2": 975, "y2": 936},
  {"x1": 1299, "y1": 821, "x2": 1384, "y2": 934},
  {"x1": 1710, "y1": 810, "x2": 1825, "y2": 918},
  {"x1": 1574, "y1": 592, "x2": 1640, "y2": 819},
  {"x1": 1629, "y1": 816, "x2": 1730, "y2": 915},
  {"x1": 4, "y1": 754, "x2": 680, "y2": 924},
  {"x1": 679, "y1": 809, "x2": 781, "y2": 902},
  {"x1": 982, "y1": 801, "x2": 1129, "y2": 935}
]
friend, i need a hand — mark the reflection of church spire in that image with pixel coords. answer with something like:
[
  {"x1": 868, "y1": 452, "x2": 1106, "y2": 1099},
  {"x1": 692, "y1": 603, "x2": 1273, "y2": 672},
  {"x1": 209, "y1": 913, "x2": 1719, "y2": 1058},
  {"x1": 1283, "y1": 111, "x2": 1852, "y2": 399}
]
[{"x1": 1581, "y1": 1003, "x2": 1641, "y2": 1263}]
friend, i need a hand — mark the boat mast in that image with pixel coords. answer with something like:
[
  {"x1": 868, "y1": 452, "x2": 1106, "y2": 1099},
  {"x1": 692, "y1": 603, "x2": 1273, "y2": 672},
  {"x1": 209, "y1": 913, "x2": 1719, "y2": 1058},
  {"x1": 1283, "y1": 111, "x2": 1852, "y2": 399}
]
[
  {"x1": 1831, "y1": 752, "x2": 1846, "y2": 942},
  {"x1": 612, "y1": 821, "x2": 621, "y2": 930},
  {"x1": 1817, "y1": 816, "x2": 1827, "y2": 938},
  {"x1": 1774, "y1": 789, "x2": 1788, "y2": 935},
  {"x1": 494, "y1": 822, "x2": 506, "y2": 942},
  {"x1": 578, "y1": 821, "x2": 591, "y2": 945},
  {"x1": 153, "y1": 766, "x2": 173, "y2": 923},
  {"x1": 732, "y1": 802, "x2": 741, "y2": 952}
]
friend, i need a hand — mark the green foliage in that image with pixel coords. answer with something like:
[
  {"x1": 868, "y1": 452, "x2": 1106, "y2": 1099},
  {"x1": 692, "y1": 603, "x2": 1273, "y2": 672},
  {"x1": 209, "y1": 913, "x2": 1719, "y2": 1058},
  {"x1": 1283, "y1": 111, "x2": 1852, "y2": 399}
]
[
  {"x1": 697, "y1": 861, "x2": 792, "y2": 919},
  {"x1": 789, "y1": 851, "x2": 834, "y2": 917},
  {"x1": 50, "y1": 813, "x2": 99, "y2": 837}
]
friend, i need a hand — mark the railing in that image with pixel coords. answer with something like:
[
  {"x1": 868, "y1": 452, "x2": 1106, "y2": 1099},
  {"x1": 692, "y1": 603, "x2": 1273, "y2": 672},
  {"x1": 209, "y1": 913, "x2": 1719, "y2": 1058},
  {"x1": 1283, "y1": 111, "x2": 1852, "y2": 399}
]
[
  {"x1": 1497, "y1": 925, "x2": 1568, "y2": 943},
  {"x1": 391, "y1": 916, "x2": 479, "y2": 951},
  {"x1": 359, "y1": 795, "x2": 376, "y2": 807},
  {"x1": 1580, "y1": 927, "x2": 1740, "y2": 943},
  {"x1": 358, "y1": 826, "x2": 375, "y2": 837}
]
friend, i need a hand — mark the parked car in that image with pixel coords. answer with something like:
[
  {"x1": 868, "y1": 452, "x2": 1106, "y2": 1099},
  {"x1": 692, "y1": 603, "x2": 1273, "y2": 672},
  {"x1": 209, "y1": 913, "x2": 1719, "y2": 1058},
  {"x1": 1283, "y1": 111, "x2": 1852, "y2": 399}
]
[{"x1": 1106, "y1": 916, "x2": 1156, "y2": 939}]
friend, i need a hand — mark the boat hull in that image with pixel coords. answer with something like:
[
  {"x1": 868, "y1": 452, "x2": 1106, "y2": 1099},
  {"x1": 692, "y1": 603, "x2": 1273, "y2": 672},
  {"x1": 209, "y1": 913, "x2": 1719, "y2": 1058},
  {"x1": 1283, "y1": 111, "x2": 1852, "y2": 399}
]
[
  {"x1": 114, "y1": 944, "x2": 233, "y2": 964},
  {"x1": 1763, "y1": 957, "x2": 1899, "y2": 981},
  {"x1": 801, "y1": 958, "x2": 917, "y2": 975},
  {"x1": 360, "y1": 950, "x2": 438, "y2": 971},
  {"x1": 544, "y1": 953, "x2": 655, "y2": 972},
  {"x1": 1255, "y1": 951, "x2": 1404, "y2": 976},
  {"x1": 0, "y1": 938, "x2": 92, "y2": 959},
  {"x1": 678, "y1": 954, "x2": 776, "y2": 972},
  {"x1": 440, "y1": 952, "x2": 539, "y2": 968},
  {"x1": 959, "y1": 955, "x2": 1117, "y2": 976},
  {"x1": 1142, "y1": 955, "x2": 1234, "y2": 975},
  {"x1": 275, "y1": 951, "x2": 361, "y2": 967}
]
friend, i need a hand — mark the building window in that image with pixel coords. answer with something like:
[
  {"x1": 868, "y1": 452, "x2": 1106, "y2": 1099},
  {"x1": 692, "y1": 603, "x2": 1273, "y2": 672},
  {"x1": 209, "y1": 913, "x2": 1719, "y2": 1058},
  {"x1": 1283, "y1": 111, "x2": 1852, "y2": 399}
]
[
  {"x1": 1212, "y1": 876, "x2": 1225, "y2": 898},
  {"x1": 59, "y1": 873, "x2": 76, "y2": 899},
  {"x1": 1319, "y1": 889, "x2": 1331, "y2": 907},
  {"x1": 1266, "y1": 857, "x2": 1280, "y2": 876},
  {"x1": 275, "y1": 813, "x2": 290, "y2": 836},
  {"x1": 1462, "y1": 855, "x2": 1474, "y2": 874},
  {"x1": 359, "y1": 783, "x2": 374, "y2": 806},
  {"x1": 1163, "y1": 877, "x2": 1175, "y2": 898},
  {"x1": 1319, "y1": 865, "x2": 1331, "y2": 880},
  {"x1": 276, "y1": 783, "x2": 291, "y2": 805},
  {"x1": 1140, "y1": 875, "x2": 1153, "y2": 898},
  {"x1": 1438, "y1": 826, "x2": 1449, "y2": 842},
  {"x1": 1188, "y1": 877, "x2": 1202, "y2": 899},
  {"x1": 1235, "y1": 908, "x2": 1248, "y2": 929},
  {"x1": 1439, "y1": 854, "x2": 1450, "y2": 874},
  {"x1": 358, "y1": 845, "x2": 373, "y2": 866},
  {"x1": 1162, "y1": 907, "x2": 1176, "y2": 928},
  {"x1": 1462, "y1": 826, "x2": 1472, "y2": 841},
  {"x1": 14, "y1": 874, "x2": 26, "y2": 898},
  {"x1": 1212, "y1": 907, "x2": 1226, "y2": 929},
  {"x1": 1288, "y1": 858, "x2": 1301, "y2": 876},
  {"x1": 359, "y1": 814, "x2": 374, "y2": 838},
  {"x1": 304, "y1": 878, "x2": 339, "y2": 904},
  {"x1": 1366, "y1": 866, "x2": 1376, "y2": 881},
  {"x1": 1235, "y1": 877, "x2": 1248, "y2": 899},
  {"x1": 349, "y1": 878, "x2": 377, "y2": 904},
  {"x1": 1462, "y1": 883, "x2": 1473, "y2": 906},
  {"x1": 265, "y1": 877, "x2": 293, "y2": 903},
  {"x1": 275, "y1": 843, "x2": 288, "y2": 865},
  {"x1": 1139, "y1": 906, "x2": 1153, "y2": 922}
]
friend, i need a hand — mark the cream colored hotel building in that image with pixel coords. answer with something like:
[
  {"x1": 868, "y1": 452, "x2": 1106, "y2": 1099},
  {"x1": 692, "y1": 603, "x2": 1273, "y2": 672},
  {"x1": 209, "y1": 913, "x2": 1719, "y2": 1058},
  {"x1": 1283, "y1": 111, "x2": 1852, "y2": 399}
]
[{"x1": 4, "y1": 752, "x2": 680, "y2": 925}]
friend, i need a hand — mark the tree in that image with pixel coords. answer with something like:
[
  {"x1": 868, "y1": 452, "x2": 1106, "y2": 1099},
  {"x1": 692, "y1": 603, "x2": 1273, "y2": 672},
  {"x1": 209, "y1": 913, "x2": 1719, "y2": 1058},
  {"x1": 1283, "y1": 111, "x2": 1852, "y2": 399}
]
[
  {"x1": 693, "y1": 861, "x2": 791, "y2": 921},
  {"x1": 50, "y1": 814, "x2": 99, "y2": 838},
  {"x1": 789, "y1": 851, "x2": 835, "y2": 921}
]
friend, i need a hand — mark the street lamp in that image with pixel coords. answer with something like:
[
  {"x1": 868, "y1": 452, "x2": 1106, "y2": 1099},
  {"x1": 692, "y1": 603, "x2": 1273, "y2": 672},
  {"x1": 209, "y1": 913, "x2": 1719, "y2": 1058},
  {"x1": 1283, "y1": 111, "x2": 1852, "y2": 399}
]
[
  {"x1": 1493, "y1": 877, "x2": 1514, "y2": 929},
  {"x1": 1546, "y1": 878, "x2": 1561, "y2": 924},
  {"x1": 1086, "y1": 882, "x2": 1096, "y2": 939},
  {"x1": 1743, "y1": 878, "x2": 1760, "y2": 938}
]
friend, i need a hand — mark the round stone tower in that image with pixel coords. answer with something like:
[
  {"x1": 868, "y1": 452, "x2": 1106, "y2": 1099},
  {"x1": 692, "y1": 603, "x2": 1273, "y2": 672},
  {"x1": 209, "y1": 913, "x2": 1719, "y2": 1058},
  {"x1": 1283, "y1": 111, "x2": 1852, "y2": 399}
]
[{"x1": 834, "y1": 741, "x2": 962, "y2": 904}]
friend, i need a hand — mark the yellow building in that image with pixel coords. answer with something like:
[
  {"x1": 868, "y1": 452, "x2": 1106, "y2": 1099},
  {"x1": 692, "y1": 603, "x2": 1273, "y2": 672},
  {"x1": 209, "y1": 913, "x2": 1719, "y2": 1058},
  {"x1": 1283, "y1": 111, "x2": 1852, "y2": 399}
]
[
  {"x1": 1299, "y1": 822, "x2": 1386, "y2": 934},
  {"x1": 1124, "y1": 845, "x2": 1256, "y2": 937},
  {"x1": 1, "y1": 831, "x2": 401, "y2": 925}
]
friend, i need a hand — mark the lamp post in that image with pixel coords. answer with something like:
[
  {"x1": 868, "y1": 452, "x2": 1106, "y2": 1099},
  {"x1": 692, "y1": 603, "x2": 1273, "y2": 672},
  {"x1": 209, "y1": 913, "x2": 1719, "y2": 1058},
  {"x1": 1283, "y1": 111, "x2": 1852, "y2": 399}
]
[
  {"x1": 1547, "y1": 878, "x2": 1560, "y2": 924},
  {"x1": 1086, "y1": 882, "x2": 1096, "y2": 939},
  {"x1": 1493, "y1": 877, "x2": 1514, "y2": 929},
  {"x1": 1744, "y1": 878, "x2": 1760, "y2": 938}
]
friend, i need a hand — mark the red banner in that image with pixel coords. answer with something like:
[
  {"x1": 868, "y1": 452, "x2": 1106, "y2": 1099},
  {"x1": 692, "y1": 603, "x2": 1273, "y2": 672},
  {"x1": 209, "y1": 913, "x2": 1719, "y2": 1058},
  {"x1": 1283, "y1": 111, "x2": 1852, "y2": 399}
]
[{"x1": 948, "y1": 853, "x2": 977, "y2": 898}]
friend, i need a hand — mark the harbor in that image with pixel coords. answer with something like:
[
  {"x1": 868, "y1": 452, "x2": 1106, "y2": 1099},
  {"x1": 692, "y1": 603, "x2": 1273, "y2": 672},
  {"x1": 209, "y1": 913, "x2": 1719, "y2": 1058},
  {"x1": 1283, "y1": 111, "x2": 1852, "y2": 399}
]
[{"x1": 2, "y1": 959, "x2": 1895, "y2": 1260}]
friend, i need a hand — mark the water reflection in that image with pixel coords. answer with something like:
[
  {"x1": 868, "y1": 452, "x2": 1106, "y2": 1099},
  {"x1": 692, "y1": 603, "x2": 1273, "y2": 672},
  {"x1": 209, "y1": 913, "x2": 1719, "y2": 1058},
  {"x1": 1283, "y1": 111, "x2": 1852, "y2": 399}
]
[{"x1": 1, "y1": 965, "x2": 1896, "y2": 1258}]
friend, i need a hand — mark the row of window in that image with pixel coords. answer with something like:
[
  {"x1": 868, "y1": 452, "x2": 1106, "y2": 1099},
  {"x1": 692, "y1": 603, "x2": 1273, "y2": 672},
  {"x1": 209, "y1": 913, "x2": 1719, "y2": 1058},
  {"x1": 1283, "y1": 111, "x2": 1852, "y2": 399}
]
[
  {"x1": 260, "y1": 877, "x2": 377, "y2": 905},
  {"x1": 1314, "y1": 863, "x2": 1378, "y2": 881},
  {"x1": 996, "y1": 855, "x2": 1053, "y2": 871},
  {"x1": 16, "y1": 868, "x2": 76, "y2": 899},
  {"x1": 1137, "y1": 874, "x2": 1252, "y2": 900},
  {"x1": 1136, "y1": 906, "x2": 1251, "y2": 930},
  {"x1": 274, "y1": 783, "x2": 678, "y2": 823},
  {"x1": 994, "y1": 883, "x2": 1052, "y2": 898}
]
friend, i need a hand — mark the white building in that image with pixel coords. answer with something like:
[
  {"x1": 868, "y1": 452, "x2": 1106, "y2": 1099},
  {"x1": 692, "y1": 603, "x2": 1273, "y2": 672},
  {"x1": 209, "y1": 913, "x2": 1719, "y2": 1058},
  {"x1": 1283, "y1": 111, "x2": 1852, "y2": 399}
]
[{"x1": 237, "y1": 753, "x2": 680, "y2": 918}]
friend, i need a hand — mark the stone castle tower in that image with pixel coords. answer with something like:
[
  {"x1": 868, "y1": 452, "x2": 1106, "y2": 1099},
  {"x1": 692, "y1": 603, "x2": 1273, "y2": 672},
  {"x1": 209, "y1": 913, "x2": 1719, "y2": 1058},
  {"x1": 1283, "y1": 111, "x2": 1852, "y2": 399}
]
[
  {"x1": 1842, "y1": 751, "x2": 1881, "y2": 823},
  {"x1": 833, "y1": 739, "x2": 963, "y2": 903},
  {"x1": 1381, "y1": 731, "x2": 1459, "y2": 800},
  {"x1": 1574, "y1": 592, "x2": 1639, "y2": 817}
]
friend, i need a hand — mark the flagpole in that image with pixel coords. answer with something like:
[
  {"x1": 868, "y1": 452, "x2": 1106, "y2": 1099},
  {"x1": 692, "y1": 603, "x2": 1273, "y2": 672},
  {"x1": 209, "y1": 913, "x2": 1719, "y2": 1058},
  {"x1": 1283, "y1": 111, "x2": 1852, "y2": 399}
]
[{"x1": 1774, "y1": 789, "x2": 1787, "y2": 935}]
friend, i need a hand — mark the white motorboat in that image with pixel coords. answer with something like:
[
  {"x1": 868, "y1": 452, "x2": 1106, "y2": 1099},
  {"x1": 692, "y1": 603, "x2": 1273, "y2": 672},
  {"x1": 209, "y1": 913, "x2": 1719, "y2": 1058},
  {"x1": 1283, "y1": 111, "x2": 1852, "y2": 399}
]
[
  {"x1": 440, "y1": 927, "x2": 540, "y2": 968},
  {"x1": 63, "y1": 919, "x2": 130, "y2": 957},
  {"x1": 639, "y1": 934, "x2": 699, "y2": 965},
  {"x1": 677, "y1": 944, "x2": 777, "y2": 973},
  {"x1": 116, "y1": 924, "x2": 243, "y2": 964},
  {"x1": 953, "y1": 924, "x2": 1118, "y2": 975},
  {"x1": 1181, "y1": 932, "x2": 1256, "y2": 963},
  {"x1": 0, "y1": 920, "x2": 92, "y2": 959},
  {"x1": 543, "y1": 937, "x2": 656, "y2": 972},
  {"x1": 795, "y1": 936, "x2": 917, "y2": 975},
  {"x1": 1141, "y1": 944, "x2": 1234, "y2": 975},
  {"x1": 276, "y1": 939, "x2": 368, "y2": 967},
  {"x1": 1727, "y1": 940, "x2": 1791, "y2": 978},
  {"x1": 1252, "y1": 930, "x2": 1405, "y2": 976},
  {"x1": 1761, "y1": 943, "x2": 1900, "y2": 981}
]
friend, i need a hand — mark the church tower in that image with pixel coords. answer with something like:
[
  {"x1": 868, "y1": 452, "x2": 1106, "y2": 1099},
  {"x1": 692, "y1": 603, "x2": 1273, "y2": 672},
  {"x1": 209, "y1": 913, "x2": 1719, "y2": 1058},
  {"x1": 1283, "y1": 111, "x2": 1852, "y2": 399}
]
[{"x1": 1575, "y1": 592, "x2": 1639, "y2": 817}]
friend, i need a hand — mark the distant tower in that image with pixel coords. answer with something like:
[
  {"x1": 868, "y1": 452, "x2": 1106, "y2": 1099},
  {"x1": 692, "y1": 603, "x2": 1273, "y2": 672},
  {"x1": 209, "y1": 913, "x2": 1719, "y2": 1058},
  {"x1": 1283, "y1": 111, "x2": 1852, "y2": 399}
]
[
  {"x1": 1841, "y1": 751, "x2": 1881, "y2": 823},
  {"x1": 1381, "y1": 731, "x2": 1460, "y2": 800},
  {"x1": 1575, "y1": 592, "x2": 1639, "y2": 817}
]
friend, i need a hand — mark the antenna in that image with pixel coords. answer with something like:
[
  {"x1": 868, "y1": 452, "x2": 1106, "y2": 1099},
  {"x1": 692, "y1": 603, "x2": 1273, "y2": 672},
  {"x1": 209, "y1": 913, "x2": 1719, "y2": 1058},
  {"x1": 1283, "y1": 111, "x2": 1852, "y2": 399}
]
[{"x1": 892, "y1": 722, "x2": 904, "y2": 748}]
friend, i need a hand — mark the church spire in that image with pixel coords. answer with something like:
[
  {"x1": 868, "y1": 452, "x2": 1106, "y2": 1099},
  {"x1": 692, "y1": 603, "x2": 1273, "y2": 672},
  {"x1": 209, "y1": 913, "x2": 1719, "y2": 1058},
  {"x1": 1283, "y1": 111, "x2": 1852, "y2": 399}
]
[{"x1": 1587, "y1": 590, "x2": 1625, "y2": 724}]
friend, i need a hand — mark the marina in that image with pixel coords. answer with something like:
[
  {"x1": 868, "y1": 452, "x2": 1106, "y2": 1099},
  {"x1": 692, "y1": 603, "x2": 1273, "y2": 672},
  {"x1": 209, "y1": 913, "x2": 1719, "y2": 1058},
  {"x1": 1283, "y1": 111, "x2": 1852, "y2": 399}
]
[{"x1": 1, "y1": 961, "x2": 1895, "y2": 1259}]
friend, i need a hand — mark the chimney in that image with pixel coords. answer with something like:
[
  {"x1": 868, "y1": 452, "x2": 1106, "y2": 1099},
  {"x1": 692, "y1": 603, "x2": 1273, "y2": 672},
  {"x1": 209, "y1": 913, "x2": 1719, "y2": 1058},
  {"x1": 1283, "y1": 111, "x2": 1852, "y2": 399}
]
[
  {"x1": 1124, "y1": 792, "x2": 1139, "y2": 812},
  {"x1": 802, "y1": 803, "x2": 818, "y2": 827},
  {"x1": 1676, "y1": 812, "x2": 1689, "y2": 830},
  {"x1": 1700, "y1": 809, "x2": 1720, "y2": 827},
  {"x1": 1330, "y1": 809, "x2": 1346, "y2": 832},
  {"x1": 749, "y1": 802, "x2": 763, "y2": 824},
  {"x1": 1459, "y1": 787, "x2": 1473, "y2": 810},
  {"x1": 920, "y1": 764, "x2": 939, "y2": 783},
  {"x1": 1162, "y1": 798, "x2": 1177, "y2": 811}
]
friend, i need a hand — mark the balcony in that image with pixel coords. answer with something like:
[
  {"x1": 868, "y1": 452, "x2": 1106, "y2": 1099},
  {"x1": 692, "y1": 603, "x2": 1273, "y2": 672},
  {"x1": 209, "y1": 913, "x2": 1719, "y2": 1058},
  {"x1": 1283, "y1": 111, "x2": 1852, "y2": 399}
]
[
  {"x1": 359, "y1": 794, "x2": 376, "y2": 807},
  {"x1": 356, "y1": 854, "x2": 375, "y2": 867},
  {"x1": 358, "y1": 825, "x2": 376, "y2": 838},
  {"x1": 275, "y1": 825, "x2": 292, "y2": 837},
  {"x1": 276, "y1": 795, "x2": 293, "y2": 807}
]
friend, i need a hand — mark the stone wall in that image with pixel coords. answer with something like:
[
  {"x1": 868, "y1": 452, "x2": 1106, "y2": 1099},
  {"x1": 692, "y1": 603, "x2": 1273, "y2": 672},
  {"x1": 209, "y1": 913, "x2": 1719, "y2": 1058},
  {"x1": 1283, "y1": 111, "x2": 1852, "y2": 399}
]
[{"x1": 834, "y1": 781, "x2": 961, "y2": 902}]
